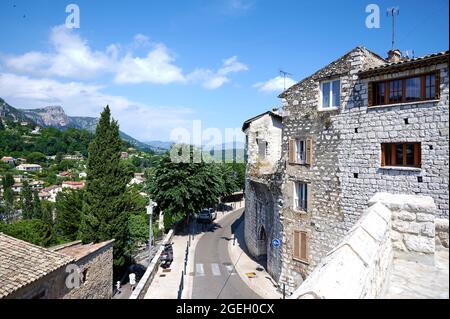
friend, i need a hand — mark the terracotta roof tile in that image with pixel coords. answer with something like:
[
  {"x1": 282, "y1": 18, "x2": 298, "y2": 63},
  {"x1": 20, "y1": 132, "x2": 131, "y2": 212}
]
[{"x1": 0, "y1": 233, "x2": 74, "y2": 298}]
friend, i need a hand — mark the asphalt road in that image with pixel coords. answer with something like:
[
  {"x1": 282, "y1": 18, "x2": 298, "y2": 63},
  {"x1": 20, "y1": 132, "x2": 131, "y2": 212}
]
[{"x1": 191, "y1": 208, "x2": 261, "y2": 299}]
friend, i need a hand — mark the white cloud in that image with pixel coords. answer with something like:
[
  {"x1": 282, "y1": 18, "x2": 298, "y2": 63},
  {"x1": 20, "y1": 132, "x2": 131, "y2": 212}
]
[
  {"x1": 2, "y1": 26, "x2": 246, "y2": 90},
  {"x1": 114, "y1": 44, "x2": 186, "y2": 85},
  {"x1": 187, "y1": 56, "x2": 248, "y2": 90},
  {"x1": 4, "y1": 25, "x2": 113, "y2": 79},
  {"x1": 254, "y1": 75, "x2": 296, "y2": 93},
  {"x1": 0, "y1": 73, "x2": 193, "y2": 141}
]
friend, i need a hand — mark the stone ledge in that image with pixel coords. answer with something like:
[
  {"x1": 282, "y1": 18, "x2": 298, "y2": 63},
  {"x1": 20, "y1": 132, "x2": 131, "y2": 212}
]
[{"x1": 369, "y1": 192, "x2": 436, "y2": 213}]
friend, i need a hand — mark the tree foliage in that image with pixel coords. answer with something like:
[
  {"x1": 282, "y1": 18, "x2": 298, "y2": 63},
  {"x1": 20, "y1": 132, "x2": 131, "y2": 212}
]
[
  {"x1": 54, "y1": 189, "x2": 83, "y2": 243},
  {"x1": 79, "y1": 106, "x2": 130, "y2": 267},
  {"x1": 0, "y1": 219, "x2": 53, "y2": 247}
]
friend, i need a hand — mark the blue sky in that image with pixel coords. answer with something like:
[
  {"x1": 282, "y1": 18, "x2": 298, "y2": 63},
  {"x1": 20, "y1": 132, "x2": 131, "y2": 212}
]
[{"x1": 0, "y1": 0, "x2": 448, "y2": 142}]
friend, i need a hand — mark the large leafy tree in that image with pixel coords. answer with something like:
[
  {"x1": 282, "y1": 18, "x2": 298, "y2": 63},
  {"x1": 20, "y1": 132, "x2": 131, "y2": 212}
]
[
  {"x1": 149, "y1": 145, "x2": 226, "y2": 229},
  {"x1": 2, "y1": 187, "x2": 15, "y2": 223},
  {"x1": 32, "y1": 190, "x2": 42, "y2": 219},
  {"x1": 0, "y1": 219, "x2": 53, "y2": 247},
  {"x1": 20, "y1": 181, "x2": 34, "y2": 219},
  {"x1": 2, "y1": 173, "x2": 14, "y2": 189},
  {"x1": 79, "y1": 106, "x2": 130, "y2": 267},
  {"x1": 54, "y1": 189, "x2": 84, "y2": 243}
]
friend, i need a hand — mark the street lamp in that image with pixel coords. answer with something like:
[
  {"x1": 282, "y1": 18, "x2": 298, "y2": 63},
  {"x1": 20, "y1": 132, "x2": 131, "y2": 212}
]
[{"x1": 147, "y1": 199, "x2": 158, "y2": 264}]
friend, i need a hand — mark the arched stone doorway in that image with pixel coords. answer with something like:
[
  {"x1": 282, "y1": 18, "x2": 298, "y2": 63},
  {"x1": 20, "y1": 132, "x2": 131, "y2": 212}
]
[{"x1": 257, "y1": 225, "x2": 268, "y2": 268}]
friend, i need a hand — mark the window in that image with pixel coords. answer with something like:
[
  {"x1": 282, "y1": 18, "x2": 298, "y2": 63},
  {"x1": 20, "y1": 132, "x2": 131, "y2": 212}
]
[
  {"x1": 289, "y1": 138, "x2": 313, "y2": 165},
  {"x1": 381, "y1": 143, "x2": 421, "y2": 168},
  {"x1": 320, "y1": 79, "x2": 340, "y2": 110},
  {"x1": 389, "y1": 79, "x2": 403, "y2": 103},
  {"x1": 295, "y1": 140, "x2": 306, "y2": 164},
  {"x1": 425, "y1": 74, "x2": 436, "y2": 99},
  {"x1": 293, "y1": 182, "x2": 308, "y2": 211},
  {"x1": 373, "y1": 82, "x2": 386, "y2": 105},
  {"x1": 370, "y1": 72, "x2": 440, "y2": 106},
  {"x1": 257, "y1": 139, "x2": 267, "y2": 159},
  {"x1": 293, "y1": 230, "x2": 308, "y2": 263}
]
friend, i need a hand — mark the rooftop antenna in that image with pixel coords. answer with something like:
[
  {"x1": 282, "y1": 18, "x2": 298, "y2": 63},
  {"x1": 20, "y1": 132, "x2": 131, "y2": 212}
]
[
  {"x1": 279, "y1": 69, "x2": 293, "y2": 91},
  {"x1": 387, "y1": 7, "x2": 400, "y2": 50}
]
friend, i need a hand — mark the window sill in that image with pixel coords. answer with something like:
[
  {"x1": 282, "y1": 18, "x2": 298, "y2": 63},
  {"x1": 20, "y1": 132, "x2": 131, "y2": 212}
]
[
  {"x1": 369, "y1": 99, "x2": 440, "y2": 109},
  {"x1": 380, "y1": 166, "x2": 422, "y2": 172},
  {"x1": 293, "y1": 257, "x2": 309, "y2": 265},
  {"x1": 293, "y1": 208, "x2": 308, "y2": 215},
  {"x1": 289, "y1": 161, "x2": 309, "y2": 166},
  {"x1": 317, "y1": 107, "x2": 339, "y2": 112}
]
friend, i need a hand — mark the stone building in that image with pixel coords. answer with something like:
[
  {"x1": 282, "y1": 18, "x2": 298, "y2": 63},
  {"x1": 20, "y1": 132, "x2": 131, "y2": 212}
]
[
  {"x1": 0, "y1": 233, "x2": 114, "y2": 299},
  {"x1": 242, "y1": 110, "x2": 283, "y2": 281},
  {"x1": 242, "y1": 47, "x2": 449, "y2": 293}
]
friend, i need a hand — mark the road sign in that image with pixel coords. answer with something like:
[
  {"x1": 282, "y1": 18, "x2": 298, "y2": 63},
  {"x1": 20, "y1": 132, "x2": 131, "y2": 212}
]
[{"x1": 272, "y1": 239, "x2": 281, "y2": 248}]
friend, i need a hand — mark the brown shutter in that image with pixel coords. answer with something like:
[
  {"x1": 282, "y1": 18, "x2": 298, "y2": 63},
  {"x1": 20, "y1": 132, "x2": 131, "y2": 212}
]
[
  {"x1": 368, "y1": 82, "x2": 373, "y2": 107},
  {"x1": 435, "y1": 71, "x2": 441, "y2": 99},
  {"x1": 381, "y1": 144, "x2": 386, "y2": 167},
  {"x1": 306, "y1": 138, "x2": 313, "y2": 165},
  {"x1": 300, "y1": 232, "x2": 308, "y2": 261},
  {"x1": 288, "y1": 139, "x2": 295, "y2": 163},
  {"x1": 293, "y1": 231, "x2": 300, "y2": 260}
]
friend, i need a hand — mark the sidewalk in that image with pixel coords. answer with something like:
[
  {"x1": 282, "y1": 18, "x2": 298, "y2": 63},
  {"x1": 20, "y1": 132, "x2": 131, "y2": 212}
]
[{"x1": 228, "y1": 216, "x2": 282, "y2": 299}]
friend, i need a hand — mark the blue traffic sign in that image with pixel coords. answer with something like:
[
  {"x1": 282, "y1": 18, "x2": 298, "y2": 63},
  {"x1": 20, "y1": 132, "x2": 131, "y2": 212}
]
[{"x1": 272, "y1": 239, "x2": 281, "y2": 248}]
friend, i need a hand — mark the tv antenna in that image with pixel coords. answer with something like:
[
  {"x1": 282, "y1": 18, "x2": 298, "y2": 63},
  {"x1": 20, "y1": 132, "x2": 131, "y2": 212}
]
[
  {"x1": 279, "y1": 69, "x2": 293, "y2": 91},
  {"x1": 387, "y1": 7, "x2": 400, "y2": 50}
]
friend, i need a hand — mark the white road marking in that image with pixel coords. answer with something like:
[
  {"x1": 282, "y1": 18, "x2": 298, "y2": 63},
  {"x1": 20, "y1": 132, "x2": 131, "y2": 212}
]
[
  {"x1": 225, "y1": 265, "x2": 236, "y2": 275},
  {"x1": 211, "y1": 263, "x2": 221, "y2": 276},
  {"x1": 196, "y1": 263, "x2": 205, "y2": 276}
]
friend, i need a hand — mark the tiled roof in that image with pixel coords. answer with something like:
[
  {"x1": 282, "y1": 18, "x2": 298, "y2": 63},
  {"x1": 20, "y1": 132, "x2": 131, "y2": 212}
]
[
  {"x1": 359, "y1": 51, "x2": 449, "y2": 78},
  {"x1": 53, "y1": 240, "x2": 114, "y2": 261},
  {"x1": 242, "y1": 110, "x2": 282, "y2": 132},
  {"x1": 0, "y1": 233, "x2": 74, "y2": 298}
]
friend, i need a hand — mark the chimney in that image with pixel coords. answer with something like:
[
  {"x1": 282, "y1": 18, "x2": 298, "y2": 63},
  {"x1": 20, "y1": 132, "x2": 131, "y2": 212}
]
[{"x1": 387, "y1": 49, "x2": 402, "y2": 62}]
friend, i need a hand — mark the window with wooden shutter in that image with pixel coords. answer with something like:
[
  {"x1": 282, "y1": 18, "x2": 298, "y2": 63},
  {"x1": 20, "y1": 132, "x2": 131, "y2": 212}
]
[
  {"x1": 293, "y1": 230, "x2": 308, "y2": 263},
  {"x1": 435, "y1": 70, "x2": 441, "y2": 99},
  {"x1": 368, "y1": 81, "x2": 373, "y2": 107},
  {"x1": 305, "y1": 138, "x2": 313, "y2": 165}
]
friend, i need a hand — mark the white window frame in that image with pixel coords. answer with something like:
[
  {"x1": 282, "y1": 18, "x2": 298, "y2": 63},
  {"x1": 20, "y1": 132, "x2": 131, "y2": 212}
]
[
  {"x1": 319, "y1": 79, "x2": 341, "y2": 111},
  {"x1": 293, "y1": 182, "x2": 308, "y2": 212}
]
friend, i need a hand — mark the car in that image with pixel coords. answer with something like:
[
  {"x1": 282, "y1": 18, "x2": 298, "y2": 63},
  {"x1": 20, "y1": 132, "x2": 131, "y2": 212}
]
[{"x1": 197, "y1": 208, "x2": 217, "y2": 223}]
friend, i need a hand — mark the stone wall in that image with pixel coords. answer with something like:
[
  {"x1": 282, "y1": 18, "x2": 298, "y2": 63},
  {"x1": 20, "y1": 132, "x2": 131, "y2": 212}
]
[
  {"x1": 435, "y1": 218, "x2": 449, "y2": 249},
  {"x1": 130, "y1": 230, "x2": 175, "y2": 299},
  {"x1": 63, "y1": 243, "x2": 114, "y2": 299},
  {"x1": 278, "y1": 47, "x2": 386, "y2": 292},
  {"x1": 276, "y1": 47, "x2": 448, "y2": 293},
  {"x1": 290, "y1": 193, "x2": 436, "y2": 299}
]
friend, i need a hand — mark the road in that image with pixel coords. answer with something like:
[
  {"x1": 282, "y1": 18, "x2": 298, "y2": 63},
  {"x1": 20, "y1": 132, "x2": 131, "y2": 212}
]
[{"x1": 191, "y1": 208, "x2": 261, "y2": 299}]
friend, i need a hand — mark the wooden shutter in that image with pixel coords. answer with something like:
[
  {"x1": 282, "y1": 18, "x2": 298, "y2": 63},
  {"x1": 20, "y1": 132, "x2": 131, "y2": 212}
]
[
  {"x1": 368, "y1": 82, "x2": 373, "y2": 107},
  {"x1": 300, "y1": 232, "x2": 308, "y2": 261},
  {"x1": 435, "y1": 71, "x2": 441, "y2": 99},
  {"x1": 288, "y1": 139, "x2": 295, "y2": 163},
  {"x1": 293, "y1": 231, "x2": 300, "y2": 260},
  {"x1": 293, "y1": 231, "x2": 308, "y2": 262},
  {"x1": 305, "y1": 138, "x2": 313, "y2": 165}
]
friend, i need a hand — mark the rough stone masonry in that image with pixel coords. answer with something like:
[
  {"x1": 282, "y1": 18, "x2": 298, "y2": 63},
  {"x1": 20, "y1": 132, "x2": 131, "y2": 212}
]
[{"x1": 243, "y1": 47, "x2": 449, "y2": 294}]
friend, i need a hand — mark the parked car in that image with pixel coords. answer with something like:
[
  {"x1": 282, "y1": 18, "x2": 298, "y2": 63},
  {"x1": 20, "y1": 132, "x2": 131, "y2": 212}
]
[{"x1": 197, "y1": 208, "x2": 217, "y2": 223}]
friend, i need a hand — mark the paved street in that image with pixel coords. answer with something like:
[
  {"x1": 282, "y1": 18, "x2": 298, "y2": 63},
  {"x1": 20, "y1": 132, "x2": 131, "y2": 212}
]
[{"x1": 191, "y1": 208, "x2": 261, "y2": 299}]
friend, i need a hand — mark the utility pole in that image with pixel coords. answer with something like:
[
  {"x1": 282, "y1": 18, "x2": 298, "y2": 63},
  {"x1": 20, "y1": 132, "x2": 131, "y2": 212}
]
[
  {"x1": 147, "y1": 199, "x2": 157, "y2": 264},
  {"x1": 387, "y1": 7, "x2": 400, "y2": 50}
]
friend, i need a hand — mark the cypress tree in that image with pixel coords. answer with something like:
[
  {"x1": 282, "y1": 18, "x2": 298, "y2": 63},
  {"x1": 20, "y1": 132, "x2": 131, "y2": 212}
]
[
  {"x1": 21, "y1": 180, "x2": 34, "y2": 219},
  {"x1": 79, "y1": 106, "x2": 129, "y2": 267},
  {"x1": 55, "y1": 189, "x2": 83, "y2": 242},
  {"x1": 32, "y1": 190, "x2": 42, "y2": 219}
]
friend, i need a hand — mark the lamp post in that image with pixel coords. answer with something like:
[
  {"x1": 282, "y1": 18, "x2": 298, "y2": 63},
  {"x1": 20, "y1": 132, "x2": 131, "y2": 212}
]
[{"x1": 147, "y1": 199, "x2": 157, "y2": 264}]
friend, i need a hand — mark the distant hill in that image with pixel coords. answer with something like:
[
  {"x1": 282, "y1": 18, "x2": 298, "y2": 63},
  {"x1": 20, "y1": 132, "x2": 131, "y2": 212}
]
[{"x1": 0, "y1": 99, "x2": 161, "y2": 153}]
